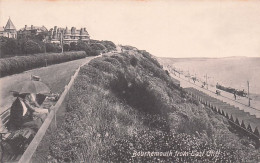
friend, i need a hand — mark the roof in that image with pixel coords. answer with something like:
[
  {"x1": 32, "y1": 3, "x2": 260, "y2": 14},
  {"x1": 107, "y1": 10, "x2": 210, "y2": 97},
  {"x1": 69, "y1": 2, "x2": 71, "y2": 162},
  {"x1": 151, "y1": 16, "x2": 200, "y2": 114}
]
[
  {"x1": 19, "y1": 25, "x2": 48, "y2": 32},
  {"x1": 4, "y1": 18, "x2": 16, "y2": 30}
]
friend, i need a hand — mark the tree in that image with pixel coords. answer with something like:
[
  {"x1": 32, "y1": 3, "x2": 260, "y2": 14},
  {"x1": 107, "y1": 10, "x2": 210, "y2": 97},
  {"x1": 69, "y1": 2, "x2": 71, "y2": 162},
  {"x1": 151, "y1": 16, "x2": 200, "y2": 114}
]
[
  {"x1": 0, "y1": 37, "x2": 20, "y2": 56},
  {"x1": 46, "y1": 43, "x2": 61, "y2": 53},
  {"x1": 90, "y1": 43, "x2": 105, "y2": 51},
  {"x1": 63, "y1": 44, "x2": 70, "y2": 51},
  {"x1": 76, "y1": 41, "x2": 88, "y2": 51},
  {"x1": 76, "y1": 41, "x2": 99, "y2": 56},
  {"x1": 70, "y1": 42, "x2": 77, "y2": 51},
  {"x1": 23, "y1": 40, "x2": 41, "y2": 54}
]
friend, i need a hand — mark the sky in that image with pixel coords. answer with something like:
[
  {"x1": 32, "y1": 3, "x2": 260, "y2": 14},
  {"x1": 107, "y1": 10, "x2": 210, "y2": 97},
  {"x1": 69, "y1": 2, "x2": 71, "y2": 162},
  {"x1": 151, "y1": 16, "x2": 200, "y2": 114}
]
[{"x1": 1, "y1": 0, "x2": 260, "y2": 58}]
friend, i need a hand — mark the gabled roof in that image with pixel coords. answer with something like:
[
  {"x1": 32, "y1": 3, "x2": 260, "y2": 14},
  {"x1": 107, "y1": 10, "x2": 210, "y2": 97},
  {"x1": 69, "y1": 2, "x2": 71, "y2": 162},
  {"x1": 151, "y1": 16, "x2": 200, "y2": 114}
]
[{"x1": 4, "y1": 18, "x2": 16, "y2": 30}]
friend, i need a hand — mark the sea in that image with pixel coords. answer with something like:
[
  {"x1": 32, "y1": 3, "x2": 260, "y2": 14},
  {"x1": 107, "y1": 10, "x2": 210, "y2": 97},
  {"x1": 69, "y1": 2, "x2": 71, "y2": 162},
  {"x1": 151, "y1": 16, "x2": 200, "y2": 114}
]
[{"x1": 158, "y1": 57, "x2": 260, "y2": 95}]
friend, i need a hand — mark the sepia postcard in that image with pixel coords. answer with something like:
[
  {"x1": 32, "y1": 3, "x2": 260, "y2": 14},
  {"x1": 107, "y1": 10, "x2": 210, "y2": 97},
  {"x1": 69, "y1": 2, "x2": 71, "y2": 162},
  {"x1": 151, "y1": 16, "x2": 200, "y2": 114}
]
[{"x1": 0, "y1": 0, "x2": 260, "y2": 162}]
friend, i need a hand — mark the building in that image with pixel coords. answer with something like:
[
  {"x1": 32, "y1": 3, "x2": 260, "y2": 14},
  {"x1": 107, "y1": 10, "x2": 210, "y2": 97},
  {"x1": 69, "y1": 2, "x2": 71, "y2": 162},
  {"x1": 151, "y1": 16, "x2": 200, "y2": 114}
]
[
  {"x1": 17, "y1": 25, "x2": 48, "y2": 39},
  {"x1": 0, "y1": 18, "x2": 17, "y2": 38},
  {"x1": 49, "y1": 26, "x2": 90, "y2": 44}
]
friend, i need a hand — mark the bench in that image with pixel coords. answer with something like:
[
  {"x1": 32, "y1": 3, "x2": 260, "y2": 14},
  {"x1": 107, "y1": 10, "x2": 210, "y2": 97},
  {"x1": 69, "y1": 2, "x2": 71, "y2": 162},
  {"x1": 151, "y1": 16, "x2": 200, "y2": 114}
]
[
  {"x1": 1, "y1": 107, "x2": 35, "y2": 140},
  {"x1": 0, "y1": 107, "x2": 22, "y2": 162},
  {"x1": 0, "y1": 95, "x2": 58, "y2": 162},
  {"x1": 0, "y1": 108, "x2": 11, "y2": 139}
]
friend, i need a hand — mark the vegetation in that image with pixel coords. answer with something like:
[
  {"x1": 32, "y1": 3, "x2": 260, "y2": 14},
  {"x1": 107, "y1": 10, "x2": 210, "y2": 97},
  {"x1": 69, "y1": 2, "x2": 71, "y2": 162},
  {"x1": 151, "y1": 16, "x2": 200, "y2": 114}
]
[
  {"x1": 0, "y1": 37, "x2": 116, "y2": 58},
  {"x1": 45, "y1": 43, "x2": 62, "y2": 53},
  {"x1": 90, "y1": 40, "x2": 117, "y2": 52},
  {"x1": 120, "y1": 45, "x2": 138, "y2": 51},
  {"x1": 46, "y1": 48, "x2": 260, "y2": 162},
  {"x1": 76, "y1": 41, "x2": 99, "y2": 56},
  {"x1": 0, "y1": 37, "x2": 46, "y2": 56},
  {"x1": 0, "y1": 51, "x2": 87, "y2": 77},
  {"x1": 0, "y1": 36, "x2": 118, "y2": 77}
]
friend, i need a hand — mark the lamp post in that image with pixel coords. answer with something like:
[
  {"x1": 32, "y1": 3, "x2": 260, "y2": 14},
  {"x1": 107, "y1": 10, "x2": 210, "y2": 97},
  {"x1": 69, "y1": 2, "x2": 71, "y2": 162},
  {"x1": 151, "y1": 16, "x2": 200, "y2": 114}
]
[
  {"x1": 204, "y1": 74, "x2": 209, "y2": 89},
  {"x1": 60, "y1": 32, "x2": 63, "y2": 53},
  {"x1": 43, "y1": 36, "x2": 47, "y2": 54},
  {"x1": 247, "y1": 81, "x2": 250, "y2": 107}
]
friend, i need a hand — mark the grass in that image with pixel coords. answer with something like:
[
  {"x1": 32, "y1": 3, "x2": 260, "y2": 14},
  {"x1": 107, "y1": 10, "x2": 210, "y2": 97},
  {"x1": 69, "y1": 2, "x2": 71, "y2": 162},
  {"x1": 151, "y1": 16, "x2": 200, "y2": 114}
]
[
  {"x1": 45, "y1": 49, "x2": 260, "y2": 162},
  {"x1": 0, "y1": 56, "x2": 95, "y2": 113}
]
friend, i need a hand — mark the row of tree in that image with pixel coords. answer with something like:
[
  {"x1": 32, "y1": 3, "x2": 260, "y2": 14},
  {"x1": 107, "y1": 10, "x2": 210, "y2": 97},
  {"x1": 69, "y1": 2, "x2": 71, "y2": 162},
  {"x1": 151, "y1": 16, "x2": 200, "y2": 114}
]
[{"x1": 0, "y1": 35, "x2": 117, "y2": 58}]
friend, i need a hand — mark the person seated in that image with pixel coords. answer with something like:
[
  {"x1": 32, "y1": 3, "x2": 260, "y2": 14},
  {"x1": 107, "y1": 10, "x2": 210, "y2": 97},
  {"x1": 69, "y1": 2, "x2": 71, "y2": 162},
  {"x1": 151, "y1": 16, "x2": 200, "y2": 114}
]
[
  {"x1": 24, "y1": 94, "x2": 48, "y2": 114},
  {"x1": 23, "y1": 94, "x2": 48, "y2": 130},
  {"x1": 7, "y1": 93, "x2": 31, "y2": 130},
  {"x1": 24, "y1": 93, "x2": 48, "y2": 108},
  {"x1": 35, "y1": 94, "x2": 47, "y2": 105},
  {"x1": 7, "y1": 93, "x2": 48, "y2": 131},
  {"x1": 25, "y1": 93, "x2": 40, "y2": 107}
]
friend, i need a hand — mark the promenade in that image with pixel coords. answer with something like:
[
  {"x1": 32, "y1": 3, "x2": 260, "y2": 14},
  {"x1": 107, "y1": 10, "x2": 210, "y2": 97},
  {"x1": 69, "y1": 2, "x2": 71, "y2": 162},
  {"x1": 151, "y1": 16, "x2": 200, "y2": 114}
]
[{"x1": 170, "y1": 73, "x2": 260, "y2": 118}]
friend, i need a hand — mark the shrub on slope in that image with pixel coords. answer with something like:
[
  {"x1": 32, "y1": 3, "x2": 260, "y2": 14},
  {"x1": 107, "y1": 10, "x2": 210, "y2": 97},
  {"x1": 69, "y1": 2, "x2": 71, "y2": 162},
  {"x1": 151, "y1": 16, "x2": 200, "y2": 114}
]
[{"x1": 48, "y1": 50, "x2": 260, "y2": 162}]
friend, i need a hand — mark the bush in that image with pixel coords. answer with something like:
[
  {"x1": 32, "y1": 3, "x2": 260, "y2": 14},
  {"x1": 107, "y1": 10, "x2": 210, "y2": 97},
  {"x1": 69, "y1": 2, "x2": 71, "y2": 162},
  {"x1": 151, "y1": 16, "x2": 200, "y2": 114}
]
[
  {"x1": 138, "y1": 50, "x2": 161, "y2": 68},
  {"x1": 130, "y1": 56, "x2": 138, "y2": 67},
  {"x1": 100, "y1": 40, "x2": 116, "y2": 51}
]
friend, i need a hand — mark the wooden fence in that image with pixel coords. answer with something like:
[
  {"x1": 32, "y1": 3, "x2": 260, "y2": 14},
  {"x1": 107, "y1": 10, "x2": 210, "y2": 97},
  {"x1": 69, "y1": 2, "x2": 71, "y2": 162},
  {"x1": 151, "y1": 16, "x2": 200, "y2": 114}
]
[{"x1": 18, "y1": 64, "x2": 84, "y2": 163}]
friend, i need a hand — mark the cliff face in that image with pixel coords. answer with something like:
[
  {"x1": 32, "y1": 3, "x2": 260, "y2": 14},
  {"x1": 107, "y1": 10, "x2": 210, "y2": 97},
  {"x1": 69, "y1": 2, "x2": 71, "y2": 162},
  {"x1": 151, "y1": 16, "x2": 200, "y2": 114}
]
[{"x1": 48, "y1": 48, "x2": 260, "y2": 162}]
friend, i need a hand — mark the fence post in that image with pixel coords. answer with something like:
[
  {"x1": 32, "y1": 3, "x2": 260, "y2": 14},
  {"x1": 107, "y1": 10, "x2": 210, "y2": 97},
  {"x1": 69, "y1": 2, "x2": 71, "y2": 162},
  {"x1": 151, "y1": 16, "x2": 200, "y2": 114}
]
[
  {"x1": 49, "y1": 106, "x2": 56, "y2": 131},
  {"x1": 54, "y1": 105, "x2": 57, "y2": 129}
]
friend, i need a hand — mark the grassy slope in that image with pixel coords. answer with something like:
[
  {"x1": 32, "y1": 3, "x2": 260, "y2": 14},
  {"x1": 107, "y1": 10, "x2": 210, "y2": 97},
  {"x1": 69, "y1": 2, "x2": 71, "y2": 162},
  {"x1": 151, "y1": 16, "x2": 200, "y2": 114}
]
[
  {"x1": 48, "y1": 50, "x2": 260, "y2": 162},
  {"x1": 0, "y1": 57, "x2": 94, "y2": 112}
]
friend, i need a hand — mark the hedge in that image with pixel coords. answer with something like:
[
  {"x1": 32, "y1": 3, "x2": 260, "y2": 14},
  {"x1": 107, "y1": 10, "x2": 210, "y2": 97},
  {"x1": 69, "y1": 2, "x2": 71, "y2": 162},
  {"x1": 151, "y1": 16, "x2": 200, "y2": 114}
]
[{"x1": 0, "y1": 51, "x2": 87, "y2": 77}]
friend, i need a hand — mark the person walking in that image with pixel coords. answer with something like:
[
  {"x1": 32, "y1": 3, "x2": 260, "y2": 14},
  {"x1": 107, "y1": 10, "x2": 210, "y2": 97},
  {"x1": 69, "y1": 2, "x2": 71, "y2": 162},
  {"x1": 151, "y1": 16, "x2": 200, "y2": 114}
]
[{"x1": 234, "y1": 91, "x2": 237, "y2": 100}]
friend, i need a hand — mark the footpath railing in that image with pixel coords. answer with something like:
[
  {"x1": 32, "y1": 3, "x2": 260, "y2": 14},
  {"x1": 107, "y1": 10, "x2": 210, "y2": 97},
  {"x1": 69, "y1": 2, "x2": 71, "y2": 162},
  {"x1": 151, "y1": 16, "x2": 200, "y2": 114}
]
[{"x1": 17, "y1": 62, "x2": 87, "y2": 163}]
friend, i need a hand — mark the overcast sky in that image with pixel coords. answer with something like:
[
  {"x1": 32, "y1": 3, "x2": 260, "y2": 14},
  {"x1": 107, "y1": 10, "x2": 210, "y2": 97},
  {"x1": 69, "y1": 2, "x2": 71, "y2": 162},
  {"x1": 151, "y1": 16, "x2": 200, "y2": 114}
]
[{"x1": 1, "y1": 0, "x2": 260, "y2": 58}]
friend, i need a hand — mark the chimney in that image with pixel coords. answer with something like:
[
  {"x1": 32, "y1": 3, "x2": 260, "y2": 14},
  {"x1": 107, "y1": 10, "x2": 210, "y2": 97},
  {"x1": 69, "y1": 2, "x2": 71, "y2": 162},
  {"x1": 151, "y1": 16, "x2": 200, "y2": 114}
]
[
  {"x1": 71, "y1": 27, "x2": 75, "y2": 34},
  {"x1": 84, "y1": 28, "x2": 86, "y2": 31},
  {"x1": 31, "y1": 25, "x2": 33, "y2": 29},
  {"x1": 25, "y1": 25, "x2": 27, "y2": 29}
]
